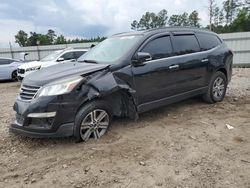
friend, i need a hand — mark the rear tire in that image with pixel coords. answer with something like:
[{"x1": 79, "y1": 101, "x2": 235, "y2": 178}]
[
  {"x1": 74, "y1": 100, "x2": 112, "y2": 142},
  {"x1": 11, "y1": 70, "x2": 18, "y2": 81},
  {"x1": 202, "y1": 71, "x2": 227, "y2": 103}
]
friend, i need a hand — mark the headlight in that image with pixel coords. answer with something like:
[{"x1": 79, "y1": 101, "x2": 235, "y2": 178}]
[
  {"x1": 35, "y1": 76, "x2": 84, "y2": 98},
  {"x1": 26, "y1": 66, "x2": 41, "y2": 72}
]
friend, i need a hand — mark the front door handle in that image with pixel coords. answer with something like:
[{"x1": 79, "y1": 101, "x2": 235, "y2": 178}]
[
  {"x1": 169, "y1": 64, "x2": 179, "y2": 69},
  {"x1": 201, "y1": 59, "x2": 209, "y2": 63}
]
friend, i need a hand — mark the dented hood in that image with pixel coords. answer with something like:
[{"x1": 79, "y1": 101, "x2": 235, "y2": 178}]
[{"x1": 23, "y1": 62, "x2": 109, "y2": 86}]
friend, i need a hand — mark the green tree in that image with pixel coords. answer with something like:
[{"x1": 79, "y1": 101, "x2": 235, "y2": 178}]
[
  {"x1": 223, "y1": 0, "x2": 240, "y2": 24},
  {"x1": 168, "y1": 12, "x2": 189, "y2": 26},
  {"x1": 180, "y1": 12, "x2": 189, "y2": 26},
  {"x1": 189, "y1": 11, "x2": 201, "y2": 27},
  {"x1": 131, "y1": 9, "x2": 168, "y2": 30},
  {"x1": 27, "y1": 32, "x2": 39, "y2": 46},
  {"x1": 27, "y1": 32, "x2": 51, "y2": 46},
  {"x1": 55, "y1": 35, "x2": 67, "y2": 44},
  {"x1": 46, "y1": 29, "x2": 56, "y2": 44},
  {"x1": 131, "y1": 20, "x2": 139, "y2": 30},
  {"x1": 15, "y1": 30, "x2": 28, "y2": 47},
  {"x1": 168, "y1": 14, "x2": 182, "y2": 26},
  {"x1": 230, "y1": 9, "x2": 250, "y2": 31},
  {"x1": 168, "y1": 12, "x2": 199, "y2": 27}
]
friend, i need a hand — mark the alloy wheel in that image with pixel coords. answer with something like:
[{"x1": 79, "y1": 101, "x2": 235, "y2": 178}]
[
  {"x1": 80, "y1": 109, "x2": 109, "y2": 141},
  {"x1": 212, "y1": 77, "x2": 225, "y2": 99},
  {"x1": 12, "y1": 71, "x2": 18, "y2": 81}
]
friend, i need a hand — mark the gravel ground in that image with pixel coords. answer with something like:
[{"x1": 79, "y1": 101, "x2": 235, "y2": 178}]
[{"x1": 0, "y1": 68, "x2": 250, "y2": 188}]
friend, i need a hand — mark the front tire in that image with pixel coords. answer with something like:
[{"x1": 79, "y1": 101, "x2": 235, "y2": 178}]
[
  {"x1": 74, "y1": 100, "x2": 112, "y2": 142},
  {"x1": 11, "y1": 70, "x2": 18, "y2": 81},
  {"x1": 203, "y1": 71, "x2": 227, "y2": 103}
]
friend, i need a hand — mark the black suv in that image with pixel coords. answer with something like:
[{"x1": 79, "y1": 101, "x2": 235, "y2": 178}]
[{"x1": 10, "y1": 27, "x2": 233, "y2": 142}]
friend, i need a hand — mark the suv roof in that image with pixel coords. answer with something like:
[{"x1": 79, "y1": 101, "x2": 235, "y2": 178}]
[{"x1": 113, "y1": 27, "x2": 217, "y2": 37}]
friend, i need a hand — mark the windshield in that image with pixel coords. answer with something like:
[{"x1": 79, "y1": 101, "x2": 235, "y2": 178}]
[
  {"x1": 40, "y1": 50, "x2": 63, "y2": 62},
  {"x1": 78, "y1": 35, "x2": 142, "y2": 64}
]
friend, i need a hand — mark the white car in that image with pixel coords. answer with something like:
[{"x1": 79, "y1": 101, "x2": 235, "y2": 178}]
[{"x1": 17, "y1": 48, "x2": 88, "y2": 80}]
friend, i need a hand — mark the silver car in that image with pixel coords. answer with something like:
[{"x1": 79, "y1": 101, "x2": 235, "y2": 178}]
[{"x1": 0, "y1": 58, "x2": 24, "y2": 81}]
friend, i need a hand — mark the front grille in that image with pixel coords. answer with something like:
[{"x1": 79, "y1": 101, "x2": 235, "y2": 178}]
[
  {"x1": 19, "y1": 85, "x2": 40, "y2": 101},
  {"x1": 18, "y1": 69, "x2": 25, "y2": 74}
]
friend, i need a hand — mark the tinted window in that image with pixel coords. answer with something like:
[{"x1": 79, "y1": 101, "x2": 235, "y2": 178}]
[
  {"x1": 172, "y1": 35, "x2": 200, "y2": 55},
  {"x1": 196, "y1": 33, "x2": 222, "y2": 51},
  {"x1": 141, "y1": 36, "x2": 173, "y2": 60},
  {"x1": 61, "y1": 52, "x2": 75, "y2": 60},
  {"x1": 74, "y1": 51, "x2": 86, "y2": 59}
]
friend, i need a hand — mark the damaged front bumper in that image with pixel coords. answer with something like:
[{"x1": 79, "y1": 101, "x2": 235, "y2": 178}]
[{"x1": 9, "y1": 94, "x2": 81, "y2": 138}]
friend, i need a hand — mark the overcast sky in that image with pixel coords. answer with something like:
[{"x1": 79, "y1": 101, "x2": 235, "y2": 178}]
[{"x1": 0, "y1": 0, "x2": 223, "y2": 47}]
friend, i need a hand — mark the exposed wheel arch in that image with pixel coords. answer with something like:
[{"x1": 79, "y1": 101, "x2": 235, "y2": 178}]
[
  {"x1": 216, "y1": 67, "x2": 227, "y2": 80},
  {"x1": 76, "y1": 89, "x2": 138, "y2": 121}
]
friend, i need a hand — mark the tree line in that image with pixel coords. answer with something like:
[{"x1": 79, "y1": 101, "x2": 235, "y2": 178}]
[
  {"x1": 131, "y1": 0, "x2": 250, "y2": 33},
  {"x1": 15, "y1": 29, "x2": 106, "y2": 47},
  {"x1": 15, "y1": 0, "x2": 250, "y2": 47}
]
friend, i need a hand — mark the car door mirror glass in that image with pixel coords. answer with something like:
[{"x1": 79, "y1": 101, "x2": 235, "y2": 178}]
[
  {"x1": 57, "y1": 57, "x2": 64, "y2": 62},
  {"x1": 133, "y1": 52, "x2": 152, "y2": 64}
]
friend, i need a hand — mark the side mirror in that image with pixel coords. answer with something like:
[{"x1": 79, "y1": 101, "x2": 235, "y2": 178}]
[
  {"x1": 133, "y1": 52, "x2": 152, "y2": 65},
  {"x1": 57, "y1": 57, "x2": 65, "y2": 62}
]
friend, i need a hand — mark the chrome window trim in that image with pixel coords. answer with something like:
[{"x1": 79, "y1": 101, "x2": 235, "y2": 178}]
[{"x1": 142, "y1": 45, "x2": 221, "y2": 65}]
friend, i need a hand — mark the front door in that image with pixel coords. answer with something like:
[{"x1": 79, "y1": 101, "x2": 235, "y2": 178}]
[{"x1": 132, "y1": 34, "x2": 178, "y2": 105}]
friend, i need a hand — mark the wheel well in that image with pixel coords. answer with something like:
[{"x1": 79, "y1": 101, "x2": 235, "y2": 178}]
[
  {"x1": 217, "y1": 68, "x2": 227, "y2": 79},
  {"x1": 76, "y1": 90, "x2": 137, "y2": 120},
  {"x1": 101, "y1": 90, "x2": 137, "y2": 119},
  {"x1": 12, "y1": 70, "x2": 17, "y2": 75}
]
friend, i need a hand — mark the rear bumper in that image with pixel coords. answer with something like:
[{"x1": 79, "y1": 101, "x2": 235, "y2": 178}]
[{"x1": 9, "y1": 122, "x2": 74, "y2": 138}]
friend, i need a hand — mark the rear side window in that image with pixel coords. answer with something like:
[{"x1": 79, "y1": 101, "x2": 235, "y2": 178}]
[
  {"x1": 172, "y1": 35, "x2": 200, "y2": 55},
  {"x1": 141, "y1": 36, "x2": 173, "y2": 60},
  {"x1": 74, "y1": 51, "x2": 86, "y2": 59},
  {"x1": 196, "y1": 33, "x2": 222, "y2": 51}
]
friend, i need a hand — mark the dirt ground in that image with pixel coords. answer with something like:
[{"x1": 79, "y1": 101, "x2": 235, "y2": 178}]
[{"x1": 0, "y1": 68, "x2": 249, "y2": 188}]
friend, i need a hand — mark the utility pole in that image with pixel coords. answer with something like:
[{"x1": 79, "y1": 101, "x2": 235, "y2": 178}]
[{"x1": 9, "y1": 42, "x2": 14, "y2": 59}]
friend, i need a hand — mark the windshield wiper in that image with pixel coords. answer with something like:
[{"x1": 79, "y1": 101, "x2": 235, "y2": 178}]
[{"x1": 80, "y1": 59, "x2": 98, "y2": 64}]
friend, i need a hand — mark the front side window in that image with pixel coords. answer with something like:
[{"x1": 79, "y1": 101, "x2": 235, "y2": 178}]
[
  {"x1": 41, "y1": 50, "x2": 63, "y2": 62},
  {"x1": 196, "y1": 33, "x2": 222, "y2": 51},
  {"x1": 78, "y1": 35, "x2": 142, "y2": 64},
  {"x1": 61, "y1": 52, "x2": 75, "y2": 60},
  {"x1": 172, "y1": 35, "x2": 200, "y2": 55},
  {"x1": 141, "y1": 36, "x2": 173, "y2": 60}
]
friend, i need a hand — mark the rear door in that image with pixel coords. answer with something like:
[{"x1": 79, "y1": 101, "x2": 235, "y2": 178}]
[
  {"x1": 169, "y1": 32, "x2": 209, "y2": 92},
  {"x1": 0, "y1": 59, "x2": 13, "y2": 79}
]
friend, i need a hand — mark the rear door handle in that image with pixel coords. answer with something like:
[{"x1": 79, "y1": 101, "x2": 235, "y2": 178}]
[
  {"x1": 201, "y1": 59, "x2": 209, "y2": 63},
  {"x1": 169, "y1": 64, "x2": 179, "y2": 69}
]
